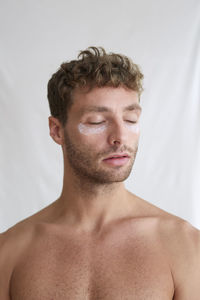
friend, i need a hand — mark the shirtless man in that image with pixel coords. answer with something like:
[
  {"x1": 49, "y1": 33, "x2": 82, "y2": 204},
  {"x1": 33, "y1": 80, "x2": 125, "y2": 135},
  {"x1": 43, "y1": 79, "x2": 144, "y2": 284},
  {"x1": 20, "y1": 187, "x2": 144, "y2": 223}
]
[{"x1": 0, "y1": 47, "x2": 200, "y2": 300}]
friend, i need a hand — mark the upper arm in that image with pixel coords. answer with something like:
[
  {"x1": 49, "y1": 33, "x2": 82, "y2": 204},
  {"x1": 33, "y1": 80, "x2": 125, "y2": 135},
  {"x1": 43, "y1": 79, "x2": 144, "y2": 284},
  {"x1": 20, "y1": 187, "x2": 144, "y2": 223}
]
[
  {"x1": 0, "y1": 232, "x2": 7, "y2": 275},
  {"x1": 0, "y1": 232, "x2": 5, "y2": 264},
  {"x1": 0, "y1": 232, "x2": 13, "y2": 298},
  {"x1": 0, "y1": 233, "x2": 7, "y2": 293},
  {"x1": 170, "y1": 221, "x2": 200, "y2": 299}
]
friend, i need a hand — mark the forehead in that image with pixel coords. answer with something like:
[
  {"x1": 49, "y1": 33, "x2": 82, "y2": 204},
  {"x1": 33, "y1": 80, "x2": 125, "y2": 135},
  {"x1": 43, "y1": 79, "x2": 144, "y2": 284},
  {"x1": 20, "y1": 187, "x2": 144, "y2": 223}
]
[{"x1": 71, "y1": 86, "x2": 142, "y2": 116}]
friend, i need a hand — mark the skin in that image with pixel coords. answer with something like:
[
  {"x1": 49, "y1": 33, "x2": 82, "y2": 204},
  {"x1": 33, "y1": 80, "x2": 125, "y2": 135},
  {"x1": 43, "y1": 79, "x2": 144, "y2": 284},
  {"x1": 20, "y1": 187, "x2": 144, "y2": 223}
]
[{"x1": 0, "y1": 86, "x2": 200, "y2": 299}]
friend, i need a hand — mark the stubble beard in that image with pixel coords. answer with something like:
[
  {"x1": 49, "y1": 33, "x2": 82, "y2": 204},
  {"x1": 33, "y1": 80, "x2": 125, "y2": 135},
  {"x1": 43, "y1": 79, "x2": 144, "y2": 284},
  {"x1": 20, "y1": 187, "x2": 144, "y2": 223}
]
[{"x1": 63, "y1": 129, "x2": 138, "y2": 186}]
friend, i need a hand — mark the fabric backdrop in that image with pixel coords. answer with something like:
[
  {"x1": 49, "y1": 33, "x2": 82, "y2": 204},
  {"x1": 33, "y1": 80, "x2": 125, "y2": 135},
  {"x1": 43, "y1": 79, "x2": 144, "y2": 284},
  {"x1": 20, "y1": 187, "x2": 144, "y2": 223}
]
[{"x1": 1, "y1": 0, "x2": 200, "y2": 232}]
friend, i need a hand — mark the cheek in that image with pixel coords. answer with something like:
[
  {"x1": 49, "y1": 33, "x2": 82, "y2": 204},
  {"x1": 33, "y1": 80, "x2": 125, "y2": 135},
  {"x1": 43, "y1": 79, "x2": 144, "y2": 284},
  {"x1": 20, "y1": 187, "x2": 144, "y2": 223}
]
[
  {"x1": 78, "y1": 123, "x2": 108, "y2": 136},
  {"x1": 125, "y1": 123, "x2": 140, "y2": 135}
]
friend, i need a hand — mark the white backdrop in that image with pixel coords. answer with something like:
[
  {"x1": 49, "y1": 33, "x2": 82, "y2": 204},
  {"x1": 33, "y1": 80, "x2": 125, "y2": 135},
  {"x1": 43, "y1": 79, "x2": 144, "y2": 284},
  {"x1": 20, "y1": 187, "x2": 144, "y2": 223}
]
[{"x1": 1, "y1": 0, "x2": 200, "y2": 232}]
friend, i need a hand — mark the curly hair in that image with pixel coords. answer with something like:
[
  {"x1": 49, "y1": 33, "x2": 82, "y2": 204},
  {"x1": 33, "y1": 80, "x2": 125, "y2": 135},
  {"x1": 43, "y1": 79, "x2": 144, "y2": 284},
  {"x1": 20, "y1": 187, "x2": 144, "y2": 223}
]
[{"x1": 47, "y1": 46, "x2": 144, "y2": 127}]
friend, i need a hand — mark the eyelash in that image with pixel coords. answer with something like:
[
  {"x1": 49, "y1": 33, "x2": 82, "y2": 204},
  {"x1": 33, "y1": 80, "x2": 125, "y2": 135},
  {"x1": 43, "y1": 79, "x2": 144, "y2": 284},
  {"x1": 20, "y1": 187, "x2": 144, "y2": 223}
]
[{"x1": 89, "y1": 121, "x2": 137, "y2": 125}]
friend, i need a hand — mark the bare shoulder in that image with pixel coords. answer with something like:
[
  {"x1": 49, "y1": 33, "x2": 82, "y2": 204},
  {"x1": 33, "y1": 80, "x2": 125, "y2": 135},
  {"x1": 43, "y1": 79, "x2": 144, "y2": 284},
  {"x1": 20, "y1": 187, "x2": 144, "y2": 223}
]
[
  {"x1": 131, "y1": 193, "x2": 200, "y2": 249},
  {"x1": 158, "y1": 216, "x2": 200, "y2": 299},
  {"x1": 0, "y1": 200, "x2": 61, "y2": 261},
  {"x1": 134, "y1": 194, "x2": 200, "y2": 300},
  {"x1": 0, "y1": 219, "x2": 41, "y2": 298},
  {"x1": 130, "y1": 193, "x2": 200, "y2": 299},
  {"x1": 0, "y1": 232, "x2": 10, "y2": 298},
  {"x1": 0, "y1": 220, "x2": 35, "y2": 259},
  {"x1": 0, "y1": 232, "x2": 6, "y2": 261},
  {"x1": 0, "y1": 205, "x2": 51, "y2": 262},
  {"x1": 1, "y1": 199, "x2": 57, "y2": 237},
  {"x1": 156, "y1": 211, "x2": 200, "y2": 260}
]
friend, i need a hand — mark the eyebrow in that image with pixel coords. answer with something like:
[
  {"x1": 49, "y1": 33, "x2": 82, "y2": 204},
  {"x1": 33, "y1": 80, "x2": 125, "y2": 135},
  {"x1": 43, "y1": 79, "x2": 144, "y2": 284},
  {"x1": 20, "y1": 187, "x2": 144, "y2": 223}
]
[{"x1": 80, "y1": 103, "x2": 142, "y2": 115}]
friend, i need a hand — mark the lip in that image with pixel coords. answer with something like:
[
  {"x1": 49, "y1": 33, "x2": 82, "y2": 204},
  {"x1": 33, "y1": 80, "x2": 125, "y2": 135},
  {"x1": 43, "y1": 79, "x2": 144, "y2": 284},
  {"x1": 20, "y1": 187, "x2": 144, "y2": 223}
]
[
  {"x1": 103, "y1": 153, "x2": 130, "y2": 160},
  {"x1": 102, "y1": 155, "x2": 130, "y2": 166}
]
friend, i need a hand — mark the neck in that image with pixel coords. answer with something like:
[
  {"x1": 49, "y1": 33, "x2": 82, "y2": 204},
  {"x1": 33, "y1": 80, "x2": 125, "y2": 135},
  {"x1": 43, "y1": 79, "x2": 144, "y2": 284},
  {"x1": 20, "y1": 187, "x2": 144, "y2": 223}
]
[{"x1": 54, "y1": 168, "x2": 132, "y2": 233}]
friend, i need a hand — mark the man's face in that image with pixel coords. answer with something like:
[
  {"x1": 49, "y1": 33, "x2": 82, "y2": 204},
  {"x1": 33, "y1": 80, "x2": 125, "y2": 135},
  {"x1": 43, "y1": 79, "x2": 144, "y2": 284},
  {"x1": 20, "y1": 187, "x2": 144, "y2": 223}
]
[{"x1": 63, "y1": 86, "x2": 142, "y2": 185}]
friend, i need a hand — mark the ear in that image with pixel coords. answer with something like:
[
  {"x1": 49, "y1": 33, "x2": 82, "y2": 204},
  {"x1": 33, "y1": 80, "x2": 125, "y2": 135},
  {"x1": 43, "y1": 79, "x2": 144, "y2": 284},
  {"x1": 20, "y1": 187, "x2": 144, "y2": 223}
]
[{"x1": 48, "y1": 116, "x2": 64, "y2": 145}]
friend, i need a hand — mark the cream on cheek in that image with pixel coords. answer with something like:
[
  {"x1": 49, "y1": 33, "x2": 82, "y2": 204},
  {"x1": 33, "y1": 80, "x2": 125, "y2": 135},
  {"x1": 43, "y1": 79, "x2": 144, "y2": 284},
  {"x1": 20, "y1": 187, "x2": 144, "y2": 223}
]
[
  {"x1": 78, "y1": 123, "x2": 108, "y2": 135},
  {"x1": 124, "y1": 122, "x2": 140, "y2": 134},
  {"x1": 78, "y1": 122, "x2": 140, "y2": 136}
]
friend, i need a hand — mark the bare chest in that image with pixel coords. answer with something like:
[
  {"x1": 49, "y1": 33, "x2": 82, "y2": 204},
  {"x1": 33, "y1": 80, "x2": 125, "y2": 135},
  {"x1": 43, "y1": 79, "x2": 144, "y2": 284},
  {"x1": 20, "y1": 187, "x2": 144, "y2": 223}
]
[{"x1": 10, "y1": 225, "x2": 174, "y2": 300}]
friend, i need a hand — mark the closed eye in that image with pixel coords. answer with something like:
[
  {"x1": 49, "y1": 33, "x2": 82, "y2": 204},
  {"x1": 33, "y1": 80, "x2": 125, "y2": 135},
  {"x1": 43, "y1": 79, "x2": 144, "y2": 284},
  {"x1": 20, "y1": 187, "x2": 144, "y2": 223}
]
[
  {"x1": 88, "y1": 120, "x2": 137, "y2": 125},
  {"x1": 88, "y1": 121, "x2": 105, "y2": 125}
]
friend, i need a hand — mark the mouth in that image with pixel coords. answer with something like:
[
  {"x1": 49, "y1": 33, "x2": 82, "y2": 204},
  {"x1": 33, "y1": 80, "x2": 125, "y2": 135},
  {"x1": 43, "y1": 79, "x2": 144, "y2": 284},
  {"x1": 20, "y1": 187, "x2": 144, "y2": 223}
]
[
  {"x1": 103, "y1": 153, "x2": 130, "y2": 160},
  {"x1": 102, "y1": 154, "x2": 130, "y2": 166}
]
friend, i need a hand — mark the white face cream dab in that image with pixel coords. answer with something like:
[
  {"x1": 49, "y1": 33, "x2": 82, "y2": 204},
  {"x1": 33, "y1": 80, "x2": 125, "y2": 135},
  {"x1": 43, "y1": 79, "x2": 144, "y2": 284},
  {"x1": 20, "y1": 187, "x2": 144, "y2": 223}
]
[
  {"x1": 78, "y1": 122, "x2": 140, "y2": 136},
  {"x1": 124, "y1": 122, "x2": 140, "y2": 134},
  {"x1": 78, "y1": 123, "x2": 108, "y2": 135}
]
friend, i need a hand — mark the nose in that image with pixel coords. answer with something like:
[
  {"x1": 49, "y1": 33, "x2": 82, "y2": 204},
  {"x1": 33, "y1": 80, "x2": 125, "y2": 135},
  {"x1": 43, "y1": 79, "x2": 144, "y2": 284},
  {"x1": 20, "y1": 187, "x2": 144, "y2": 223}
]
[{"x1": 107, "y1": 120, "x2": 128, "y2": 146}]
